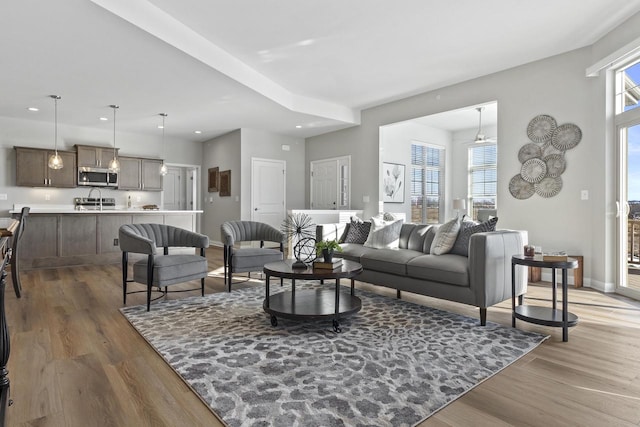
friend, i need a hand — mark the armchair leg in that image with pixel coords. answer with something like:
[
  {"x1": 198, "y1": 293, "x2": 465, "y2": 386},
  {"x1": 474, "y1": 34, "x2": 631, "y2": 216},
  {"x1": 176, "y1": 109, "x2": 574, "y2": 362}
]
[
  {"x1": 147, "y1": 284, "x2": 152, "y2": 312},
  {"x1": 228, "y1": 271, "x2": 232, "y2": 292},
  {"x1": 201, "y1": 277, "x2": 205, "y2": 296},
  {"x1": 479, "y1": 308, "x2": 487, "y2": 326},
  {"x1": 122, "y1": 252, "x2": 128, "y2": 305}
]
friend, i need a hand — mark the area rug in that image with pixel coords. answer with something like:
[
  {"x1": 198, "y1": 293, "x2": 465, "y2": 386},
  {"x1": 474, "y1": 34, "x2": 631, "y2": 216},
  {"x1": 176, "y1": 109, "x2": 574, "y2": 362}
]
[{"x1": 120, "y1": 283, "x2": 547, "y2": 427}]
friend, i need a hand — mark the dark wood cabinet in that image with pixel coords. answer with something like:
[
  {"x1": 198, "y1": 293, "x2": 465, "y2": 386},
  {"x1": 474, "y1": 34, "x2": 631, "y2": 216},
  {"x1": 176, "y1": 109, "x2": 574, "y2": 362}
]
[
  {"x1": 117, "y1": 157, "x2": 163, "y2": 191},
  {"x1": 15, "y1": 147, "x2": 76, "y2": 188},
  {"x1": 76, "y1": 144, "x2": 118, "y2": 168}
]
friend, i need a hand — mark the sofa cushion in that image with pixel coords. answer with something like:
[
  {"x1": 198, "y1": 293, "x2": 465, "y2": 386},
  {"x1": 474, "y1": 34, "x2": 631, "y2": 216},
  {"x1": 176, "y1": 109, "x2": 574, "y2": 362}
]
[
  {"x1": 342, "y1": 219, "x2": 371, "y2": 244},
  {"x1": 337, "y1": 243, "x2": 377, "y2": 262},
  {"x1": 422, "y1": 225, "x2": 439, "y2": 254},
  {"x1": 407, "y1": 224, "x2": 432, "y2": 251},
  {"x1": 134, "y1": 254, "x2": 208, "y2": 286},
  {"x1": 364, "y1": 217, "x2": 404, "y2": 249},
  {"x1": 232, "y1": 247, "x2": 283, "y2": 269},
  {"x1": 430, "y1": 217, "x2": 461, "y2": 255},
  {"x1": 406, "y1": 254, "x2": 469, "y2": 287},
  {"x1": 450, "y1": 217, "x2": 499, "y2": 257},
  {"x1": 361, "y1": 248, "x2": 424, "y2": 276}
]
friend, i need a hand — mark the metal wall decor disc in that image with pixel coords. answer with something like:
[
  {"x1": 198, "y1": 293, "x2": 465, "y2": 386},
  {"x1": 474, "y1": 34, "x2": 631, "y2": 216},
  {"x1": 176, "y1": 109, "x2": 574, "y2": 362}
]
[
  {"x1": 542, "y1": 141, "x2": 564, "y2": 158},
  {"x1": 509, "y1": 174, "x2": 535, "y2": 199},
  {"x1": 520, "y1": 158, "x2": 547, "y2": 183},
  {"x1": 527, "y1": 115, "x2": 557, "y2": 143},
  {"x1": 544, "y1": 153, "x2": 566, "y2": 177},
  {"x1": 518, "y1": 143, "x2": 542, "y2": 163},
  {"x1": 535, "y1": 176, "x2": 562, "y2": 198},
  {"x1": 551, "y1": 123, "x2": 582, "y2": 150}
]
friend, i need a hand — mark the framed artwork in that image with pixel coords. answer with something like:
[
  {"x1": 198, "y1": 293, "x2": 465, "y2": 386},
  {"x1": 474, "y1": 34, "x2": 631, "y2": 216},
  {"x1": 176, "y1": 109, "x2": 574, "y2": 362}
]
[
  {"x1": 382, "y1": 162, "x2": 405, "y2": 203},
  {"x1": 219, "y1": 170, "x2": 231, "y2": 197},
  {"x1": 208, "y1": 167, "x2": 219, "y2": 192}
]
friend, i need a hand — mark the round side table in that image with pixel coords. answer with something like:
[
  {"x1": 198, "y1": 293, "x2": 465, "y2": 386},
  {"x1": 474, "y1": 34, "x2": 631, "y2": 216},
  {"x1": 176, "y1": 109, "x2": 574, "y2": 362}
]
[{"x1": 511, "y1": 255, "x2": 579, "y2": 342}]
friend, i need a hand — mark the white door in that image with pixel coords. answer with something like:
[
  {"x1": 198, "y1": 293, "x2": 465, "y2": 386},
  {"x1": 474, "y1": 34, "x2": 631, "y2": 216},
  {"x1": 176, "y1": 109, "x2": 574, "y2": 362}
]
[
  {"x1": 251, "y1": 158, "x2": 286, "y2": 230},
  {"x1": 163, "y1": 166, "x2": 185, "y2": 210},
  {"x1": 311, "y1": 159, "x2": 338, "y2": 210}
]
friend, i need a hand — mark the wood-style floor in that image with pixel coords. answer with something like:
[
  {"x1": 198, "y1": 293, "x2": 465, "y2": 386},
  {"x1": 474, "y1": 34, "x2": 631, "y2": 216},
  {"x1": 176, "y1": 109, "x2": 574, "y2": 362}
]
[{"x1": 4, "y1": 247, "x2": 640, "y2": 426}]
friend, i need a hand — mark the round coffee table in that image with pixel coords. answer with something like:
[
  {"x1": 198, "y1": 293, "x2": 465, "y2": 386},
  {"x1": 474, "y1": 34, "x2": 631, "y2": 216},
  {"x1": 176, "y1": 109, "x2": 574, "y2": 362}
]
[{"x1": 263, "y1": 259, "x2": 363, "y2": 332}]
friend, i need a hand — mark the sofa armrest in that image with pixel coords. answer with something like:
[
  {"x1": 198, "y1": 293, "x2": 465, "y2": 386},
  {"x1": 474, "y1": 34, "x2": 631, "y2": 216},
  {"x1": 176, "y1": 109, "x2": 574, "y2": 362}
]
[
  {"x1": 316, "y1": 223, "x2": 349, "y2": 243},
  {"x1": 468, "y1": 230, "x2": 528, "y2": 307}
]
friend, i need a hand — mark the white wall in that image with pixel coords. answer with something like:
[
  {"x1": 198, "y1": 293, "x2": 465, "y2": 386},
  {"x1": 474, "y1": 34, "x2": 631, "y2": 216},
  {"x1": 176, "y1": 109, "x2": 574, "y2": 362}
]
[
  {"x1": 307, "y1": 45, "x2": 612, "y2": 290},
  {"x1": 0, "y1": 116, "x2": 203, "y2": 215},
  {"x1": 201, "y1": 130, "x2": 242, "y2": 243}
]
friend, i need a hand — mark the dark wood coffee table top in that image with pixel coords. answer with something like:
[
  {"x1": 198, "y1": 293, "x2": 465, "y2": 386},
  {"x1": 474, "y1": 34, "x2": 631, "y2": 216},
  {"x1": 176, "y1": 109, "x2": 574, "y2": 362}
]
[{"x1": 263, "y1": 258, "x2": 363, "y2": 280}]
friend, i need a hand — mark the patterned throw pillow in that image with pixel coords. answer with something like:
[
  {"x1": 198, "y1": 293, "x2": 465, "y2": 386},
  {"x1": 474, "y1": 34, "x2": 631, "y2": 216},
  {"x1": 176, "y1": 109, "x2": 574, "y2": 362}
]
[
  {"x1": 430, "y1": 217, "x2": 462, "y2": 255},
  {"x1": 450, "y1": 217, "x2": 499, "y2": 256},
  {"x1": 363, "y1": 218, "x2": 404, "y2": 249},
  {"x1": 342, "y1": 219, "x2": 371, "y2": 244}
]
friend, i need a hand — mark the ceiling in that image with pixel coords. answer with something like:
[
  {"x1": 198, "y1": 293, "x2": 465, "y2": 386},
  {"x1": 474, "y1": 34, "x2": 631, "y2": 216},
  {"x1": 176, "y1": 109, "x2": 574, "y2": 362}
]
[{"x1": 2, "y1": 0, "x2": 640, "y2": 142}]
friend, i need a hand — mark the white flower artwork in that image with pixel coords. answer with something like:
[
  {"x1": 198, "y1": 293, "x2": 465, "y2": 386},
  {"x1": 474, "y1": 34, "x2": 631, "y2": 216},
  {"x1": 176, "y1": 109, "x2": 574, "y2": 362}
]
[{"x1": 382, "y1": 162, "x2": 405, "y2": 203}]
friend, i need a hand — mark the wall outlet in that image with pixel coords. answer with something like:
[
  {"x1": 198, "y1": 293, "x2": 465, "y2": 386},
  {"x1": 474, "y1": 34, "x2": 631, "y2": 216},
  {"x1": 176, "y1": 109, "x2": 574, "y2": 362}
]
[
  {"x1": 0, "y1": 194, "x2": 7, "y2": 201},
  {"x1": 136, "y1": 196, "x2": 141, "y2": 202},
  {"x1": 113, "y1": 238, "x2": 119, "y2": 246},
  {"x1": 581, "y1": 190, "x2": 589, "y2": 200},
  {"x1": 45, "y1": 194, "x2": 51, "y2": 201}
]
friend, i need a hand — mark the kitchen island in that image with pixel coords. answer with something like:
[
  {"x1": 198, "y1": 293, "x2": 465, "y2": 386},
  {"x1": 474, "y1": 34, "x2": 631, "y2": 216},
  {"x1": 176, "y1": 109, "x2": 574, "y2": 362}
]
[{"x1": 9, "y1": 205, "x2": 204, "y2": 269}]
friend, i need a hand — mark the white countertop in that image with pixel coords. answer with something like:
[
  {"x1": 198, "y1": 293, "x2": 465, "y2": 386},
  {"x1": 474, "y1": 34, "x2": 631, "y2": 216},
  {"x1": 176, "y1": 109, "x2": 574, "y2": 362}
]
[{"x1": 10, "y1": 205, "x2": 203, "y2": 214}]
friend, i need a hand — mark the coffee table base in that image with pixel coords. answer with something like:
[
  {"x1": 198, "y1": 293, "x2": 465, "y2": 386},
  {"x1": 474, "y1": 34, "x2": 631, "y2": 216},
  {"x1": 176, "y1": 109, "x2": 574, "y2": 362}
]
[{"x1": 263, "y1": 289, "x2": 362, "y2": 332}]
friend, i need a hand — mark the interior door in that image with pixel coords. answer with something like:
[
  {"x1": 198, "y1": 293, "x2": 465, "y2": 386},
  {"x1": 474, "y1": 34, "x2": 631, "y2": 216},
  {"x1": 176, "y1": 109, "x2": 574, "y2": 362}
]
[
  {"x1": 251, "y1": 158, "x2": 286, "y2": 230},
  {"x1": 163, "y1": 166, "x2": 185, "y2": 210},
  {"x1": 311, "y1": 159, "x2": 338, "y2": 210}
]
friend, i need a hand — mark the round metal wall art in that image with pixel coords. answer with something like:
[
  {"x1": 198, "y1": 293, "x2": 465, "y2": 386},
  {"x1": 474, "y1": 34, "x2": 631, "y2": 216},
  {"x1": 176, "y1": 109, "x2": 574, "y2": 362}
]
[
  {"x1": 543, "y1": 153, "x2": 566, "y2": 177},
  {"x1": 509, "y1": 174, "x2": 535, "y2": 199},
  {"x1": 511, "y1": 114, "x2": 582, "y2": 199},
  {"x1": 518, "y1": 143, "x2": 542, "y2": 163},
  {"x1": 551, "y1": 123, "x2": 582, "y2": 150},
  {"x1": 534, "y1": 176, "x2": 563, "y2": 198},
  {"x1": 520, "y1": 158, "x2": 547, "y2": 183},
  {"x1": 527, "y1": 114, "x2": 557, "y2": 143}
]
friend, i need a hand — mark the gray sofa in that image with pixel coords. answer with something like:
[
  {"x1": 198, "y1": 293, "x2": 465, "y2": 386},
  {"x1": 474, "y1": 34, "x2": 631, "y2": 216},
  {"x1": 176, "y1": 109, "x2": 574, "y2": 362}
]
[{"x1": 316, "y1": 222, "x2": 527, "y2": 325}]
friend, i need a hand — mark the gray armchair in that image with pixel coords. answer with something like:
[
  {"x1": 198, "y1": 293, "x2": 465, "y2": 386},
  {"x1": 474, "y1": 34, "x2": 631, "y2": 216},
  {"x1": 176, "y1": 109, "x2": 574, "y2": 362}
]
[
  {"x1": 221, "y1": 220, "x2": 285, "y2": 292},
  {"x1": 119, "y1": 223, "x2": 210, "y2": 311}
]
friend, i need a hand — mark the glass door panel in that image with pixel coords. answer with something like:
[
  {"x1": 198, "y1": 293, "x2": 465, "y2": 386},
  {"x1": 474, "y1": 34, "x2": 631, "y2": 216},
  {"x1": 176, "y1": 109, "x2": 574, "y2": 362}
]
[{"x1": 619, "y1": 123, "x2": 640, "y2": 297}]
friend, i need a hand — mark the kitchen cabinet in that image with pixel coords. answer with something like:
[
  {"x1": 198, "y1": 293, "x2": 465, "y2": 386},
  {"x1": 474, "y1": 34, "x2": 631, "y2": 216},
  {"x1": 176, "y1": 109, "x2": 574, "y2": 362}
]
[
  {"x1": 15, "y1": 147, "x2": 77, "y2": 188},
  {"x1": 76, "y1": 144, "x2": 118, "y2": 168},
  {"x1": 117, "y1": 157, "x2": 163, "y2": 191}
]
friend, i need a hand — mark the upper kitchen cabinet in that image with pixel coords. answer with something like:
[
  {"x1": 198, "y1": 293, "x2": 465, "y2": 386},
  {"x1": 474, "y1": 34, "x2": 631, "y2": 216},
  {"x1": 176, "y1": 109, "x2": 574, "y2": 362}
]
[
  {"x1": 15, "y1": 147, "x2": 77, "y2": 188},
  {"x1": 118, "y1": 157, "x2": 163, "y2": 191},
  {"x1": 76, "y1": 144, "x2": 119, "y2": 168}
]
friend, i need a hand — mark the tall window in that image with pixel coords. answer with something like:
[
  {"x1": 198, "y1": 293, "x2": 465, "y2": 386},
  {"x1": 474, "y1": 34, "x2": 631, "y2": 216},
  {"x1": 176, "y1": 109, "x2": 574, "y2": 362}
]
[
  {"x1": 411, "y1": 143, "x2": 444, "y2": 224},
  {"x1": 615, "y1": 59, "x2": 640, "y2": 114},
  {"x1": 469, "y1": 143, "x2": 497, "y2": 219}
]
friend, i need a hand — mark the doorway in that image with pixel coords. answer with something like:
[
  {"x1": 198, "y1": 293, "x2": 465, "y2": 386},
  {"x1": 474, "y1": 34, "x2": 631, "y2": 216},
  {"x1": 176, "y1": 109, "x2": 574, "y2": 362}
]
[
  {"x1": 310, "y1": 156, "x2": 351, "y2": 210},
  {"x1": 251, "y1": 158, "x2": 286, "y2": 230}
]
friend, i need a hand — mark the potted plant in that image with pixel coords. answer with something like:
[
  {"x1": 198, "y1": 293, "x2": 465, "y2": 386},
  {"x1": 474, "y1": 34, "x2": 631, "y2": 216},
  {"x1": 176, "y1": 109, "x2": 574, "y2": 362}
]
[{"x1": 315, "y1": 239, "x2": 343, "y2": 263}]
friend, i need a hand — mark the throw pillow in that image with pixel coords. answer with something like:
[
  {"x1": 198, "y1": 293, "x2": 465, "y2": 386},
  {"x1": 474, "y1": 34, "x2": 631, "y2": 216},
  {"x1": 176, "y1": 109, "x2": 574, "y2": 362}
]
[
  {"x1": 450, "y1": 217, "x2": 499, "y2": 256},
  {"x1": 430, "y1": 217, "x2": 462, "y2": 255},
  {"x1": 363, "y1": 217, "x2": 404, "y2": 249},
  {"x1": 342, "y1": 219, "x2": 372, "y2": 244}
]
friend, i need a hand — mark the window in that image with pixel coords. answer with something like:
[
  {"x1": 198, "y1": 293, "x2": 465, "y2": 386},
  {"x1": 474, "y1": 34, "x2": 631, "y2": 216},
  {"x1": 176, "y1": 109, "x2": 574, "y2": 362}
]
[
  {"x1": 615, "y1": 60, "x2": 640, "y2": 115},
  {"x1": 411, "y1": 143, "x2": 444, "y2": 224},
  {"x1": 469, "y1": 144, "x2": 497, "y2": 220}
]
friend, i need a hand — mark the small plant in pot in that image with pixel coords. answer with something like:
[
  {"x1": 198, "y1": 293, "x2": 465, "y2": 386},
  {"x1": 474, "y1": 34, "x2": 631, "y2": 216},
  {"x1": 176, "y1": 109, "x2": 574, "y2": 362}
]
[{"x1": 315, "y1": 239, "x2": 343, "y2": 263}]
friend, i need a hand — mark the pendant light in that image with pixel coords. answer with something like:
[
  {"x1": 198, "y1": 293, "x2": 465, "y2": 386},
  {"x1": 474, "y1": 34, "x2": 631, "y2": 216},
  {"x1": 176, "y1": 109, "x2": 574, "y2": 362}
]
[
  {"x1": 108, "y1": 104, "x2": 120, "y2": 172},
  {"x1": 474, "y1": 107, "x2": 486, "y2": 143},
  {"x1": 47, "y1": 95, "x2": 64, "y2": 170},
  {"x1": 159, "y1": 113, "x2": 168, "y2": 176}
]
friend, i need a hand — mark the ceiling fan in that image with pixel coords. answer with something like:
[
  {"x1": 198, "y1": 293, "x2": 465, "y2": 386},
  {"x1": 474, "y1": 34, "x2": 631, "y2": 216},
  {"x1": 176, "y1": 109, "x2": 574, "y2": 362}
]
[{"x1": 474, "y1": 107, "x2": 497, "y2": 143}]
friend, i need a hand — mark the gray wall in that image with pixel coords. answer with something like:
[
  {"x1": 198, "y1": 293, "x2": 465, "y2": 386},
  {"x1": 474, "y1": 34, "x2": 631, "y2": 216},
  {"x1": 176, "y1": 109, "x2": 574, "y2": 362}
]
[
  {"x1": 201, "y1": 128, "x2": 306, "y2": 244},
  {"x1": 306, "y1": 32, "x2": 637, "y2": 291},
  {"x1": 0, "y1": 116, "x2": 203, "y2": 215}
]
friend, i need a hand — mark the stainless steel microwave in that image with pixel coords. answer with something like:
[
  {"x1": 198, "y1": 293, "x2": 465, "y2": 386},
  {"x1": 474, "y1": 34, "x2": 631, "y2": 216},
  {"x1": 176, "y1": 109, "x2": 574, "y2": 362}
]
[{"x1": 78, "y1": 167, "x2": 118, "y2": 187}]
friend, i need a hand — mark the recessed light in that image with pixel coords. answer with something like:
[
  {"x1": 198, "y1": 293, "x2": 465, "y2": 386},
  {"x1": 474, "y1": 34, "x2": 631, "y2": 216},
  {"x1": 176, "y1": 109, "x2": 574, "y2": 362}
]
[
  {"x1": 157, "y1": 125, "x2": 164, "y2": 129},
  {"x1": 27, "y1": 107, "x2": 39, "y2": 112},
  {"x1": 99, "y1": 117, "x2": 108, "y2": 121},
  {"x1": 194, "y1": 130, "x2": 202, "y2": 134},
  {"x1": 295, "y1": 125, "x2": 302, "y2": 129}
]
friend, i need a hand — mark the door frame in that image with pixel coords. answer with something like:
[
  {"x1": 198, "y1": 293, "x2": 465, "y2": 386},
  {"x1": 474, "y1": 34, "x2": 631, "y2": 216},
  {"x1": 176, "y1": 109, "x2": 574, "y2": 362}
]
[
  {"x1": 250, "y1": 157, "x2": 286, "y2": 223},
  {"x1": 161, "y1": 163, "x2": 201, "y2": 230}
]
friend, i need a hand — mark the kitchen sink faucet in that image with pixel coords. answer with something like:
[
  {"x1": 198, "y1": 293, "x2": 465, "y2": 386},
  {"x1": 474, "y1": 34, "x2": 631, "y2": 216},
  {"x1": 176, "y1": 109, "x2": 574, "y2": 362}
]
[{"x1": 87, "y1": 187, "x2": 102, "y2": 210}]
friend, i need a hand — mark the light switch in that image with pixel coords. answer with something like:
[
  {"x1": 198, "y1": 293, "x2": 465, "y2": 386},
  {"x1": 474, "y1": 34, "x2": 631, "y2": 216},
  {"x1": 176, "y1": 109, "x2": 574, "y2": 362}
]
[
  {"x1": 363, "y1": 195, "x2": 370, "y2": 203},
  {"x1": 0, "y1": 194, "x2": 7, "y2": 201},
  {"x1": 581, "y1": 190, "x2": 589, "y2": 200}
]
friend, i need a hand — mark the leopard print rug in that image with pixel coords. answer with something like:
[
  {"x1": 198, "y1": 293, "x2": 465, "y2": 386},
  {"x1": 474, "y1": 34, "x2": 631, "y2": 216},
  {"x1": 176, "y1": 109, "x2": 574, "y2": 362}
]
[{"x1": 121, "y1": 282, "x2": 547, "y2": 427}]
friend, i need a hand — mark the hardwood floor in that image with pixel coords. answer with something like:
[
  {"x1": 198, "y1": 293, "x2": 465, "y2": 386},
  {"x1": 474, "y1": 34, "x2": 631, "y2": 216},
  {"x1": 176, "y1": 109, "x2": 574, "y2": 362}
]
[{"x1": 5, "y1": 248, "x2": 640, "y2": 426}]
